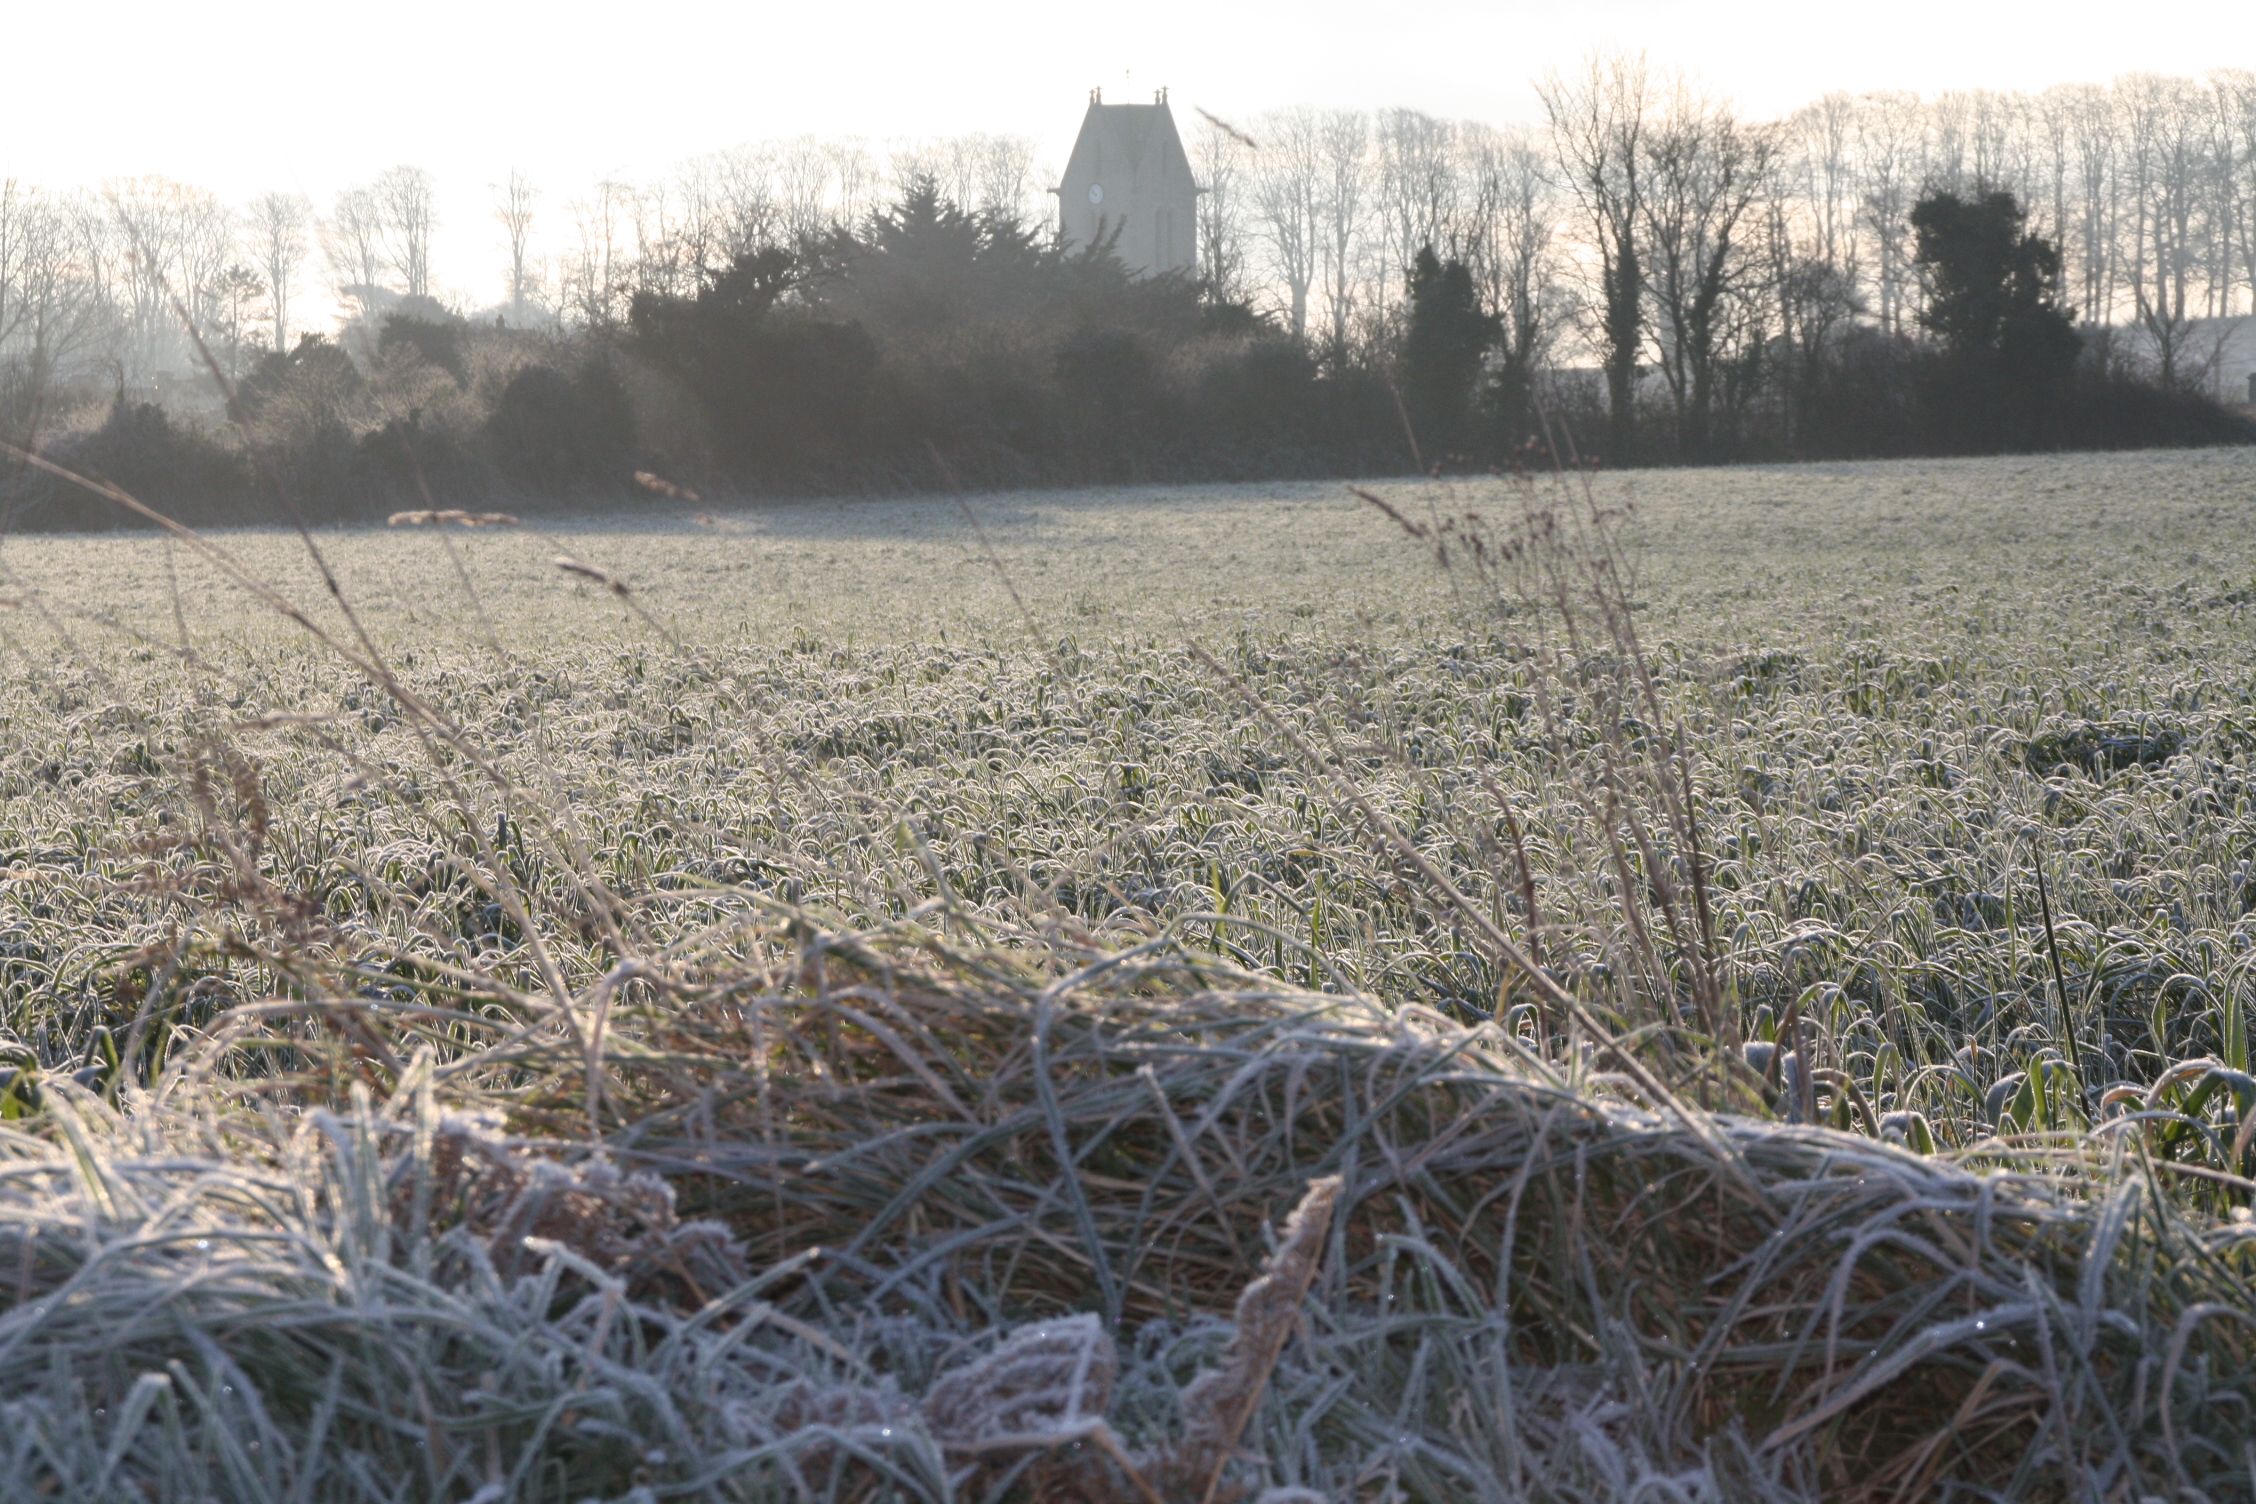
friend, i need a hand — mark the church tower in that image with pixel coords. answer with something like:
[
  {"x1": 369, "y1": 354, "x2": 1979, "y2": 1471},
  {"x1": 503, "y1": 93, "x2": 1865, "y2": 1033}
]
[{"x1": 1055, "y1": 88, "x2": 1198, "y2": 277}]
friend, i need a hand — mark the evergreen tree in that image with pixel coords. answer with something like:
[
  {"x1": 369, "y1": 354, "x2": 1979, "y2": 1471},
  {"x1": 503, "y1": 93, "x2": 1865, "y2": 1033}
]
[
  {"x1": 1399, "y1": 246, "x2": 1499, "y2": 465},
  {"x1": 1910, "y1": 190, "x2": 2082, "y2": 449}
]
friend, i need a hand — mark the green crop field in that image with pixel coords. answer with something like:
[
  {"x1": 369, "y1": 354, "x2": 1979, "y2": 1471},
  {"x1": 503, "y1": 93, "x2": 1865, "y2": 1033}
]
[{"x1": 2, "y1": 446, "x2": 2255, "y2": 1501}]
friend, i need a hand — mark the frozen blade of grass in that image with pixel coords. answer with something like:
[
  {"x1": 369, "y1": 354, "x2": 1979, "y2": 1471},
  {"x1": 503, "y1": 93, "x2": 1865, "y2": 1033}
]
[
  {"x1": 2160, "y1": 1300, "x2": 2256, "y2": 1486},
  {"x1": 93, "y1": 1371, "x2": 173, "y2": 1495},
  {"x1": 1187, "y1": 638, "x2": 1726, "y2": 1166},
  {"x1": 1031, "y1": 990, "x2": 1123, "y2": 1323}
]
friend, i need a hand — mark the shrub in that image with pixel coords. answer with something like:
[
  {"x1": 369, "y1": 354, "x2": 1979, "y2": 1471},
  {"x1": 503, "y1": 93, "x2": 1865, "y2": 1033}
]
[
  {"x1": 378, "y1": 312, "x2": 470, "y2": 385},
  {"x1": 43, "y1": 398, "x2": 253, "y2": 526},
  {"x1": 484, "y1": 358, "x2": 635, "y2": 496}
]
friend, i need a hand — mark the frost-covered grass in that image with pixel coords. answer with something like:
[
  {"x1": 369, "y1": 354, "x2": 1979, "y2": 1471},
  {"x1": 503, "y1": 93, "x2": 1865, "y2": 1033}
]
[{"x1": 0, "y1": 447, "x2": 2254, "y2": 1499}]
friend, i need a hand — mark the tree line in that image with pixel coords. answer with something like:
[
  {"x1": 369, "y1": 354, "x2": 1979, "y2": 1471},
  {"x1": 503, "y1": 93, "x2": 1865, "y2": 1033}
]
[
  {"x1": 1202, "y1": 62, "x2": 2256, "y2": 459},
  {"x1": 2, "y1": 65, "x2": 2253, "y2": 526}
]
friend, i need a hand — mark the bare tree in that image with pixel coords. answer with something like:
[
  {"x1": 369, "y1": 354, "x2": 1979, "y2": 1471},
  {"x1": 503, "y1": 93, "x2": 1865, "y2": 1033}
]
[
  {"x1": 1639, "y1": 89, "x2": 1779, "y2": 455},
  {"x1": 714, "y1": 145, "x2": 781, "y2": 262},
  {"x1": 1968, "y1": 89, "x2": 2035, "y2": 200},
  {"x1": 0, "y1": 181, "x2": 101, "y2": 431},
  {"x1": 2032, "y1": 86, "x2": 2078, "y2": 270},
  {"x1": 324, "y1": 184, "x2": 386, "y2": 312},
  {"x1": 1788, "y1": 94, "x2": 1859, "y2": 275},
  {"x1": 2063, "y1": 84, "x2": 2120, "y2": 327},
  {"x1": 1541, "y1": 52, "x2": 1650, "y2": 452},
  {"x1": 886, "y1": 139, "x2": 942, "y2": 203},
  {"x1": 1191, "y1": 112, "x2": 1254, "y2": 302},
  {"x1": 669, "y1": 156, "x2": 723, "y2": 287},
  {"x1": 65, "y1": 195, "x2": 124, "y2": 382},
  {"x1": 1374, "y1": 106, "x2": 1458, "y2": 337},
  {"x1": 175, "y1": 188, "x2": 234, "y2": 345},
  {"x1": 1928, "y1": 91, "x2": 1972, "y2": 195},
  {"x1": 939, "y1": 136, "x2": 989, "y2": 212},
  {"x1": 1250, "y1": 107, "x2": 1322, "y2": 342},
  {"x1": 204, "y1": 263, "x2": 266, "y2": 377},
  {"x1": 829, "y1": 141, "x2": 878, "y2": 229},
  {"x1": 776, "y1": 138, "x2": 832, "y2": 244},
  {"x1": 1317, "y1": 109, "x2": 1371, "y2": 364},
  {"x1": 374, "y1": 165, "x2": 436, "y2": 299},
  {"x1": 493, "y1": 170, "x2": 537, "y2": 322},
  {"x1": 248, "y1": 191, "x2": 310, "y2": 353},
  {"x1": 629, "y1": 179, "x2": 686, "y2": 300},
  {"x1": 1461, "y1": 125, "x2": 1564, "y2": 438},
  {"x1": 1761, "y1": 164, "x2": 1862, "y2": 448},
  {"x1": 565, "y1": 180, "x2": 631, "y2": 328},
  {"x1": 1854, "y1": 91, "x2": 1923, "y2": 334},
  {"x1": 961, "y1": 136, "x2": 1027, "y2": 222},
  {"x1": 2227, "y1": 70, "x2": 2256, "y2": 316},
  {"x1": 105, "y1": 176, "x2": 205, "y2": 384},
  {"x1": 2199, "y1": 73, "x2": 2244, "y2": 320},
  {"x1": 0, "y1": 179, "x2": 30, "y2": 360},
  {"x1": 2119, "y1": 74, "x2": 2204, "y2": 386}
]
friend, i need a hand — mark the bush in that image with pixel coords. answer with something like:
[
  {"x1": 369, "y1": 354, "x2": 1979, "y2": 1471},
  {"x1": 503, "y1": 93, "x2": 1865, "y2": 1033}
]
[
  {"x1": 1188, "y1": 338, "x2": 1323, "y2": 474},
  {"x1": 355, "y1": 408, "x2": 487, "y2": 504},
  {"x1": 40, "y1": 398, "x2": 253, "y2": 527},
  {"x1": 2062, "y1": 371, "x2": 2256, "y2": 450},
  {"x1": 484, "y1": 358, "x2": 635, "y2": 496},
  {"x1": 378, "y1": 313, "x2": 470, "y2": 385}
]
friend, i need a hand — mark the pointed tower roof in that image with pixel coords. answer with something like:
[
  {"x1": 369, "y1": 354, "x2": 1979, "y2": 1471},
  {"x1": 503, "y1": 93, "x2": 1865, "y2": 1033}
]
[{"x1": 1062, "y1": 88, "x2": 1190, "y2": 188}]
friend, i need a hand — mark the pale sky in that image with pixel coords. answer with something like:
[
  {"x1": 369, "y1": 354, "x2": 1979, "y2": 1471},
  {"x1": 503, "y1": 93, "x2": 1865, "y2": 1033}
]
[{"x1": 4, "y1": 0, "x2": 2246, "y2": 308}]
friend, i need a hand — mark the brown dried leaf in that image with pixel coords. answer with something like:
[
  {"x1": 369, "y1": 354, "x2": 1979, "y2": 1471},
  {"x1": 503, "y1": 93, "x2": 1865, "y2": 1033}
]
[
  {"x1": 389, "y1": 508, "x2": 520, "y2": 527},
  {"x1": 634, "y1": 470, "x2": 702, "y2": 502},
  {"x1": 554, "y1": 556, "x2": 630, "y2": 596}
]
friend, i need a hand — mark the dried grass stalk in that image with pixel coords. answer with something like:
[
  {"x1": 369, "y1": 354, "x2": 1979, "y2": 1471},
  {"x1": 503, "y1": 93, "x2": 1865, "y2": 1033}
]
[{"x1": 1163, "y1": 1175, "x2": 1343, "y2": 1503}]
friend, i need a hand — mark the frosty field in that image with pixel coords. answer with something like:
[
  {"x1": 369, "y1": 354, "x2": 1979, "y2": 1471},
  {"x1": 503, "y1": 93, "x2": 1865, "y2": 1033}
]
[
  {"x1": 16, "y1": 444, "x2": 2255, "y2": 648},
  {"x1": 2, "y1": 446, "x2": 2256, "y2": 1501}
]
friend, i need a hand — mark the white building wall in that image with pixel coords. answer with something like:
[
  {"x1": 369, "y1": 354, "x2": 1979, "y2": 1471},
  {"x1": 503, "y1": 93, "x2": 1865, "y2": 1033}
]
[{"x1": 1056, "y1": 97, "x2": 1197, "y2": 277}]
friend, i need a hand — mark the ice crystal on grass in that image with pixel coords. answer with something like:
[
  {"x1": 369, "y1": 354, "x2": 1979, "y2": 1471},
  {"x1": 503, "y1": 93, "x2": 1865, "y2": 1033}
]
[
  {"x1": 398, "y1": 1110, "x2": 748, "y2": 1302},
  {"x1": 922, "y1": 1313, "x2": 1119, "y2": 1454}
]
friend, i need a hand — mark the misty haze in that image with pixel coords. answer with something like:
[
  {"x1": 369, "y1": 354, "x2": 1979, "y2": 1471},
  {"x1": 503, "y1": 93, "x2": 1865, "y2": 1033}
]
[{"x1": 0, "y1": 3, "x2": 2254, "y2": 1500}]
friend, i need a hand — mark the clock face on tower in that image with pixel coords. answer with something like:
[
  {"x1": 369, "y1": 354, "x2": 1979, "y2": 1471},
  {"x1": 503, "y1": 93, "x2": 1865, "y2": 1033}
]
[{"x1": 1087, "y1": 183, "x2": 1104, "y2": 206}]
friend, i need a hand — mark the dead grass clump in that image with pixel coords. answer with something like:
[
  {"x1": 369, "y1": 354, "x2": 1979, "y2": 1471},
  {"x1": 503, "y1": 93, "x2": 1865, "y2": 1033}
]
[
  {"x1": 402, "y1": 1107, "x2": 748, "y2": 1303},
  {"x1": 569, "y1": 926, "x2": 2256, "y2": 1500}
]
